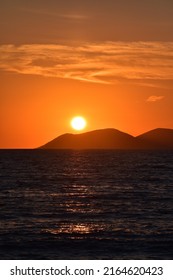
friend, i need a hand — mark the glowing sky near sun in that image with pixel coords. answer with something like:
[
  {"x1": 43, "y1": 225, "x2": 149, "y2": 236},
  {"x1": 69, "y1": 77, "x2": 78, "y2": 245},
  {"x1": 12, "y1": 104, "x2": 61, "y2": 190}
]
[{"x1": 0, "y1": 0, "x2": 173, "y2": 148}]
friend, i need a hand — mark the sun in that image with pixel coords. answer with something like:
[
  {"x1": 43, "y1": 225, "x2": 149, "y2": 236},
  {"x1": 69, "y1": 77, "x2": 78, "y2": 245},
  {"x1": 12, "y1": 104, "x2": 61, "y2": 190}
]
[{"x1": 71, "y1": 116, "x2": 87, "y2": 131}]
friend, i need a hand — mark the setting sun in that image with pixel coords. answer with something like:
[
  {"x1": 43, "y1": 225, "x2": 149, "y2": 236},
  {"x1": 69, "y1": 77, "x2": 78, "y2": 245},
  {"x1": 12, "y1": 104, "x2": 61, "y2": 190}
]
[{"x1": 71, "y1": 116, "x2": 87, "y2": 131}]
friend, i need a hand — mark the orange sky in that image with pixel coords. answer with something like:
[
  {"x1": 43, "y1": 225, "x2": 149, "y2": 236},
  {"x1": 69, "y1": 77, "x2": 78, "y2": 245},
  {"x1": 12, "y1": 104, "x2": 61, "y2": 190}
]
[{"x1": 0, "y1": 0, "x2": 173, "y2": 148}]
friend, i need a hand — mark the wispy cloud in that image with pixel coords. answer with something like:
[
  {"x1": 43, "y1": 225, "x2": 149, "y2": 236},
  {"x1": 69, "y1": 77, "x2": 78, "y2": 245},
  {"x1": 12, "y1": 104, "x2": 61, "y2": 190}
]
[
  {"x1": 147, "y1": 95, "x2": 165, "y2": 102},
  {"x1": 0, "y1": 42, "x2": 173, "y2": 84},
  {"x1": 21, "y1": 8, "x2": 88, "y2": 21},
  {"x1": 60, "y1": 14, "x2": 88, "y2": 20}
]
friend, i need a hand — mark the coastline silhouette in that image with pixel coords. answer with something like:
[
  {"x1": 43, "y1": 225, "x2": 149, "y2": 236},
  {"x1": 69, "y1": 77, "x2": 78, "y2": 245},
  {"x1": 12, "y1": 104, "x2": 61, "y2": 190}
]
[{"x1": 39, "y1": 128, "x2": 173, "y2": 149}]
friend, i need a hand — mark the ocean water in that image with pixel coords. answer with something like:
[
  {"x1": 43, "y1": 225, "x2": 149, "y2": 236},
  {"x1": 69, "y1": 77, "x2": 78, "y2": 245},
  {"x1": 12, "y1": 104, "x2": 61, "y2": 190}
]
[{"x1": 0, "y1": 150, "x2": 173, "y2": 260}]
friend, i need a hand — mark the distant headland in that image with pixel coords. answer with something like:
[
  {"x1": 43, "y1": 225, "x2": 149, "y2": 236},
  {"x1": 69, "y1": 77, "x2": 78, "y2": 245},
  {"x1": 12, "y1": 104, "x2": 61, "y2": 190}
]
[{"x1": 39, "y1": 128, "x2": 173, "y2": 149}]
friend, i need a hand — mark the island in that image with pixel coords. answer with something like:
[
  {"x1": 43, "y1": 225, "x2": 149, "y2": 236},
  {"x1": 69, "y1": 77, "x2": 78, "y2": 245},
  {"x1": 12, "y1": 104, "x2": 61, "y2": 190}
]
[{"x1": 39, "y1": 128, "x2": 173, "y2": 149}]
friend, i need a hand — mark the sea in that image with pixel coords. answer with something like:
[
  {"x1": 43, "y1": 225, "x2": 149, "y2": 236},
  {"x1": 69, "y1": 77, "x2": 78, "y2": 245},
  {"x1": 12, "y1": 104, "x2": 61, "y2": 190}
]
[{"x1": 0, "y1": 149, "x2": 173, "y2": 260}]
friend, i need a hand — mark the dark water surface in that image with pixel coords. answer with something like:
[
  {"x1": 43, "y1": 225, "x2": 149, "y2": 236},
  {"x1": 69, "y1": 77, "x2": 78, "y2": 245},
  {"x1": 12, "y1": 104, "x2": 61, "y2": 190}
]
[{"x1": 0, "y1": 150, "x2": 173, "y2": 259}]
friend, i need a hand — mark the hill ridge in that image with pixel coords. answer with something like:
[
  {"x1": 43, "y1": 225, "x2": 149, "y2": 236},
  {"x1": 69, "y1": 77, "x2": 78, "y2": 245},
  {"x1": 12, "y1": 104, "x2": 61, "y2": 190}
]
[{"x1": 39, "y1": 128, "x2": 173, "y2": 149}]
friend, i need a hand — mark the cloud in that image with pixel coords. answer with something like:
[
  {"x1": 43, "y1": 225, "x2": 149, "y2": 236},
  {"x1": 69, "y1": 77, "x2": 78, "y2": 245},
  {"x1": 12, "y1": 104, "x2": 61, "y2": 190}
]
[
  {"x1": 60, "y1": 14, "x2": 88, "y2": 20},
  {"x1": 0, "y1": 42, "x2": 173, "y2": 84},
  {"x1": 147, "y1": 95, "x2": 165, "y2": 102},
  {"x1": 21, "y1": 8, "x2": 88, "y2": 21}
]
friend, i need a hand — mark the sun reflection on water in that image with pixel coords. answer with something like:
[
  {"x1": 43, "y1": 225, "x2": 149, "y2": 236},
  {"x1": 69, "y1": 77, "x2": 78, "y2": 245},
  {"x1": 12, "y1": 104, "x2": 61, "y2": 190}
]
[{"x1": 44, "y1": 223, "x2": 92, "y2": 235}]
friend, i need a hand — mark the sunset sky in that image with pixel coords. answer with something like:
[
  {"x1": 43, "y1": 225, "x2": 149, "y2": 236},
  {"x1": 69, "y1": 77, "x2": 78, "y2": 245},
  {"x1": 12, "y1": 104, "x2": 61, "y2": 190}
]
[{"x1": 1, "y1": 0, "x2": 173, "y2": 148}]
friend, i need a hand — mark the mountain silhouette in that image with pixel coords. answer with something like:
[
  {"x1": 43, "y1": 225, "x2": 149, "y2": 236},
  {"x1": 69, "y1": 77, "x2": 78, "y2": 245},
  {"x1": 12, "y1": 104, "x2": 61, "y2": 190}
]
[
  {"x1": 136, "y1": 128, "x2": 173, "y2": 149},
  {"x1": 39, "y1": 128, "x2": 173, "y2": 149},
  {"x1": 40, "y1": 129, "x2": 135, "y2": 149}
]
